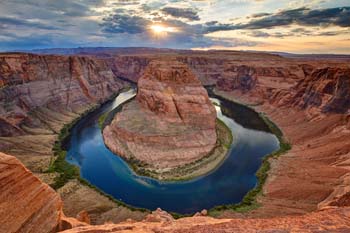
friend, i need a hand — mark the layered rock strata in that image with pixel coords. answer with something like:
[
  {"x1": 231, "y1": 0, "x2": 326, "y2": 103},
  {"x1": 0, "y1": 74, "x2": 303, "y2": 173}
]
[
  {"x1": 0, "y1": 152, "x2": 62, "y2": 233},
  {"x1": 62, "y1": 207, "x2": 350, "y2": 233},
  {"x1": 0, "y1": 53, "x2": 133, "y2": 224},
  {"x1": 1, "y1": 49, "x2": 350, "y2": 227},
  {"x1": 2, "y1": 151, "x2": 350, "y2": 233},
  {"x1": 103, "y1": 60, "x2": 217, "y2": 173}
]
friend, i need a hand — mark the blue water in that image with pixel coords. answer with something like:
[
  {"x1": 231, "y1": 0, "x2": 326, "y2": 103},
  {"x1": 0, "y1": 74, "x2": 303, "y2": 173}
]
[{"x1": 66, "y1": 89, "x2": 279, "y2": 214}]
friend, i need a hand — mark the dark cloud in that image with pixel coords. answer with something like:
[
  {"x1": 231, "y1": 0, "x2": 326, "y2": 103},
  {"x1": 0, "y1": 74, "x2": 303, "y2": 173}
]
[
  {"x1": 203, "y1": 7, "x2": 350, "y2": 33},
  {"x1": 202, "y1": 21, "x2": 236, "y2": 33},
  {"x1": 0, "y1": 16, "x2": 58, "y2": 30},
  {"x1": 101, "y1": 13, "x2": 150, "y2": 34},
  {"x1": 244, "y1": 27, "x2": 349, "y2": 38},
  {"x1": 8, "y1": 0, "x2": 100, "y2": 18},
  {"x1": 250, "y1": 12, "x2": 271, "y2": 18},
  {"x1": 246, "y1": 31, "x2": 270, "y2": 37},
  {"x1": 161, "y1": 7, "x2": 200, "y2": 21},
  {"x1": 98, "y1": 10, "x2": 256, "y2": 49},
  {"x1": 239, "y1": 7, "x2": 350, "y2": 29},
  {"x1": 0, "y1": 33, "x2": 79, "y2": 51},
  {"x1": 112, "y1": 0, "x2": 140, "y2": 6}
]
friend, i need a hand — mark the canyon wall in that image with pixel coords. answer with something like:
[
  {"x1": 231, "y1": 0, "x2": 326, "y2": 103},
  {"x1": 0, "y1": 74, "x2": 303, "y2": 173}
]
[
  {"x1": 1, "y1": 151, "x2": 350, "y2": 233},
  {"x1": 103, "y1": 60, "x2": 218, "y2": 174},
  {"x1": 0, "y1": 151, "x2": 62, "y2": 233},
  {"x1": 0, "y1": 53, "x2": 133, "y2": 226},
  {"x1": 0, "y1": 53, "x2": 124, "y2": 137},
  {"x1": 0, "y1": 49, "x2": 350, "y2": 232},
  {"x1": 107, "y1": 53, "x2": 350, "y2": 116},
  {"x1": 1, "y1": 51, "x2": 348, "y2": 139}
]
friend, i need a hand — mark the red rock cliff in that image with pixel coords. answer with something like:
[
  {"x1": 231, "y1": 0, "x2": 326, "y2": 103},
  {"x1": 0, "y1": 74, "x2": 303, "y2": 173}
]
[
  {"x1": 103, "y1": 60, "x2": 217, "y2": 172},
  {"x1": 0, "y1": 53, "x2": 124, "y2": 137},
  {"x1": 0, "y1": 152, "x2": 62, "y2": 233}
]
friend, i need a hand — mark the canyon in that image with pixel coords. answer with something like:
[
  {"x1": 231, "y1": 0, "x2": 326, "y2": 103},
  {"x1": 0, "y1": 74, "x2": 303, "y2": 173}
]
[
  {"x1": 0, "y1": 48, "x2": 350, "y2": 232},
  {"x1": 102, "y1": 60, "x2": 226, "y2": 180}
]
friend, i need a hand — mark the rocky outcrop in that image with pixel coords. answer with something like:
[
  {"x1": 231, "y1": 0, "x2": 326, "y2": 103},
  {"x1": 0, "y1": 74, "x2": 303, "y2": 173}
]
[
  {"x1": 137, "y1": 60, "x2": 216, "y2": 127},
  {"x1": 217, "y1": 65, "x2": 257, "y2": 92},
  {"x1": 0, "y1": 152, "x2": 62, "y2": 233},
  {"x1": 2, "y1": 151, "x2": 350, "y2": 233},
  {"x1": 62, "y1": 207, "x2": 350, "y2": 233},
  {"x1": 292, "y1": 67, "x2": 350, "y2": 114},
  {"x1": 0, "y1": 53, "x2": 130, "y2": 225},
  {"x1": 1, "y1": 49, "x2": 350, "y2": 232},
  {"x1": 0, "y1": 53, "x2": 124, "y2": 137},
  {"x1": 103, "y1": 60, "x2": 217, "y2": 172}
]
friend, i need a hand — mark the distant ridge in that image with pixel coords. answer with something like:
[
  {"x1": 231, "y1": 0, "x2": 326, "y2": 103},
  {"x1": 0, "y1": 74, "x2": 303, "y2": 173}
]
[{"x1": 4, "y1": 47, "x2": 350, "y2": 60}]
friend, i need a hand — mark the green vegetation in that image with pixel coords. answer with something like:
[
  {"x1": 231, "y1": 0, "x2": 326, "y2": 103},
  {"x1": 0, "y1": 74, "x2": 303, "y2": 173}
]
[
  {"x1": 122, "y1": 118, "x2": 233, "y2": 182},
  {"x1": 208, "y1": 106, "x2": 291, "y2": 216},
  {"x1": 45, "y1": 87, "x2": 149, "y2": 214},
  {"x1": 45, "y1": 84, "x2": 290, "y2": 218},
  {"x1": 45, "y1": 88, "x2": 127, "y2": 189},
  {"x1": 98, "y1": 112, "x2": 108, "y2": 129},
  {"x1": 217, "y1": 118, "x2": 233, "y2": 149},
  {"x1": 78, "y1": 178, "x2": 149, "y2": 213},
  {"x1": 46, "y1": 106, "x2": 99, "y2": 189}
]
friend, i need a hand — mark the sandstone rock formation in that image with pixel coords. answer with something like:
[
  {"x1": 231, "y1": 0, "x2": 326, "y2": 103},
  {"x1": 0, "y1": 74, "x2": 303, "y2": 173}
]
[
  {"x1": 293, "y1": 67, "x2": 350, "y2": 114},
  {"x1": 0, "y1": 53, "x2": 124, "y2": 137},
  {"x1": 2, "y1": 151, "x2": 350, "y2": 233},
  {"x1": 61, "y1": 207, "x2": 350, "y2": 233},
  {"x1": 1, "y1": 49, "x2": 350, "y2": 231},
  {"x1": 103, "y1": 60, "x2": 217, "y2": 172},
  {"x1": 0, "y1": 151, "x2": 62, "y2": 233},
  {"x1": 0, "y1": 53, "x2": 133, "y2": 224}
]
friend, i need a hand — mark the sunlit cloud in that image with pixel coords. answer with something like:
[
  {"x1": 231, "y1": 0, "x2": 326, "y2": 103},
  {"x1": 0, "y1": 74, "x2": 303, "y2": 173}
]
[{"x1": 0, "y1": 0, "x2": 349, "y2": 53}]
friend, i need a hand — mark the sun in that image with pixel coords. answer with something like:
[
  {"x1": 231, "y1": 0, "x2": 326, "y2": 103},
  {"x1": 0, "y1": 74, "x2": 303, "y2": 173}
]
[{"x1": 150, "y1": 24, "x2": 178, "y2": 35}]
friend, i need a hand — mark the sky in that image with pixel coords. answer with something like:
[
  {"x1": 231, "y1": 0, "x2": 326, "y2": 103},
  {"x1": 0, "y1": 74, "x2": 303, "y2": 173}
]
[{"x1": 0, "y1": 0, "x2": 349, "y2": 53}]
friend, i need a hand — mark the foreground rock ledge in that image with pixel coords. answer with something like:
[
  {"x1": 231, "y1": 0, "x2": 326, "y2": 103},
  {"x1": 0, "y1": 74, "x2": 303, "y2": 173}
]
[{"x1": 103, "y1": 60, "x2": 223, "y2": 179}]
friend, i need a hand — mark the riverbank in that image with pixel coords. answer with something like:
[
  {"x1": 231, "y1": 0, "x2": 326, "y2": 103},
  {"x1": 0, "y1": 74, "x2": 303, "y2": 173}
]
[
  {"x1": 115, "y1": 118, "x2": 233, "y2": 181},
  {"x1": 50, "y1": 86, "x2": 288, "y2": 217},
  {"x1": 46, "y1": 87, "x2": 133, "y2": 189},
  {"x1": 44, "y1": 86, "x2": 150, "y2": 223},
  {"x1": 207, "y1": 88, "x2": 291, "y2": 216}
]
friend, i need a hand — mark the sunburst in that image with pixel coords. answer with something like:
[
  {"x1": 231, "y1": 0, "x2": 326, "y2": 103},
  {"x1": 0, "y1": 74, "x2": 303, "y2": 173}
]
[{"x1": 150, "y1": 24, "x2": 178, "y2": 35}]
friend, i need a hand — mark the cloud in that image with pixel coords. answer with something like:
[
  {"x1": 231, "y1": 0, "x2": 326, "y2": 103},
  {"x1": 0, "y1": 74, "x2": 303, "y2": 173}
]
[
  {"x1": 246, "y1": 31, "x2": 270, "y2": 37},
  {"x1": 101, "y1": 13, "x2": 150, "y2": 34},
  {"x1": 0, "y1": 0, "x2": 349, "y2": 52},
  {"x1": 161, "y1": 7, "x2": 200, "y2": 21},
  {"x1": 112, "y1": 0, "x2": 140, "y2": 6},
  {"x1": 244, "y1": 27, "x2": 350, "y2": 38},
  {"x1": 98, "y1": 9, "x2": 257, "y2": 49},
  {"x1": 238, "y1": 7, "x2": 350, "y2": 29},
  {"x1": 0, "y1": 33, "x2": 78, "y2": 51},
  {"x1": 250, "y1": 12, "x2": 272, "y2": 18},
  {"x1": 0, "y1": 16, "x2": 58, "y2": 30},
  {"x1": 7, "y1": 0, "x2": 102, "y2": 18},
  {"x1": 202, "y1": 6, "x2": 350, "y2": 34}
]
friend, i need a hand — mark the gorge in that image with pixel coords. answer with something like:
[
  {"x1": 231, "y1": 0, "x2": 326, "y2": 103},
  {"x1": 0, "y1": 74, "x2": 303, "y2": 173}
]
[
  {"x1": 102, "y1": 60, "x2": 227, "y2": 181},
  {"x1": 1, "y1": 48, "x2": 350, "y2": 232}
]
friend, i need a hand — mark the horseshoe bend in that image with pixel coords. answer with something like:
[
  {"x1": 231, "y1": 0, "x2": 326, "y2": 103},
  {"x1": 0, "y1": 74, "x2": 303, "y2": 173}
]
[
  {"x1": 1, "y1": 48, "x2": 350, "y2": 232},
  {"x1": 102, "y1": 60, "x2": 232, "y2": 180}
]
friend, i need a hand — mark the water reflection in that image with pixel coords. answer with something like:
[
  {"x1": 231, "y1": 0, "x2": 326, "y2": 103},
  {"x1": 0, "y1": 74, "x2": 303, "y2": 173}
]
[{"x1": 66, "y1": 89, "x2": 279, "y2": 214}]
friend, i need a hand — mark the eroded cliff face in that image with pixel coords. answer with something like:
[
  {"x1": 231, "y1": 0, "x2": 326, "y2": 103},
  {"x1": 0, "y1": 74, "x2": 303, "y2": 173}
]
[
  {"x1": 0, "y1": 53, "x2": 124, "y2": 137},
  {"x1": 0, "y1": 53, "x2": 130, "y2": 226},
  {"x1": 61, "y1": 207, "x2": 350, "y2": 233},
  {"x1": 105, "y1": 53, "x2": 350, "y2": 118},
  {"x1": 2, "y1": 151, "x2": 350, "y2": 233},
  {"x1": 137, "y1": 60, "x2": 216, "y2": 127},
  {"x1": 103, "y1": 60, "x2": 217, "y2": 173},
  {"x1": 1, "y1": 50, "x2": 350, "y2": 232},
  {"x1": 293, "y1": 67, "x2": 350, "y2": 114},
  {"x1": 0, "y1": 152, "x2": 62, "y2": 233}
]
